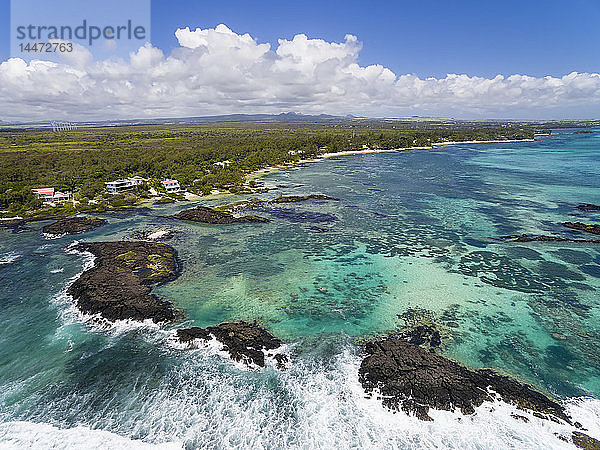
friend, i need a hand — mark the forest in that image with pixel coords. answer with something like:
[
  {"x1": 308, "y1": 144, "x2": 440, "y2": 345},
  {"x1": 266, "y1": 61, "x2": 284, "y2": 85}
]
[{"x1": 0, "y1": 120, "x2": 536, "y2": 215}]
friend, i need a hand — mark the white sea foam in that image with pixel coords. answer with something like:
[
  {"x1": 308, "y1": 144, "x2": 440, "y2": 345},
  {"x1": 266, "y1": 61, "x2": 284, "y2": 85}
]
[
  {"x1": 146, "y1": 229, "x2": 171, "y2": 240},
  {"x1": 34, "y1": 242, "x2": 600, "y2": 449},
  {"x1": 265, "y1": 342, "x2": 291, "y2": 370},
  {"x1": 64, "y1": 241, "x2": 95, "y2": 269},
  {"x1": 3, "y1": 338, "x2": 596, "y2": 449},
  {"x1": 43, "y1": 245, "x2": 600, "y2": 450},
  {"x1": 43, "y1": 232, "x2": 66, "y2": 240},
  {"x1": 54, "y1": 286, "x2": 163, "y2": 339},
  {"x1": 27, "y1": 345, "x2": 590, "y2": 449},
  {"x1": 565, "y1": 396, "x2": 600, "y2": 440},
  {"x1": 166, "y1": 330, "x2": 292, "y2": 371},
  {"x1": 55, "y1": 244, "x2": 156, "y2": 331},
  {"x1": 51, "y1": 244, "x2": 95, "y2": 314},
  {"x1": 0, "y1": 252, "x2": 21, "y2": 265},
  {"x1": 166, "y1": 331, "x2": 259, "y2": 371},
  {"x1": 275, "y1": 350, "x2": 583, "y2": 449},
  {"x1": 0, "y1": 421, "x2": 182, "y2": 449}
]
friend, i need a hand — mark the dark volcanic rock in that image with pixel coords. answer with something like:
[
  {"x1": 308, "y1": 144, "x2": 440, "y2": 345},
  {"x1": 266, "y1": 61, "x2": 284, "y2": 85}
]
[
  {"x1": 401, "y1": 325, "x2": 442, "y2": 350},
  {"x1": 176, "y1": 321, "x2": 286, "y2": 368},
  {"x1": 43, "y1": 217, "x2": 106, "y2": 235},
  {"x1": 572, "y1": 431, "x2": 600, "y2": 449},
  {"x1": 577, "y1": 204, "x2": 600, "y2": 212},
  {"x1": 270, "y1": 194, "x2": 337, "y2": 203},
  {"x1": 266, "y1": 208, "x2": 337, "y2": 224},
  {"x1": 563, "y1": 222, "x2": 600, "y2": 236},
  {"x1": 169, "y1": 206, "x2": 268, "y2": 224},
  {"x1": 176, "y1": 326, "x2": 211, "y2": 342},
  {"x1": 67, "y1": 241, "x2": 181, "y2": 323},
  {"x1": 132, "y1": 229, "x2": 174, "y2": 241},
  {"x1": 359, "y1": 337, "x2": 570, "y2": 422},
  {"x1": 502, "y1": 234, "x2": 600, "y2": 244}
]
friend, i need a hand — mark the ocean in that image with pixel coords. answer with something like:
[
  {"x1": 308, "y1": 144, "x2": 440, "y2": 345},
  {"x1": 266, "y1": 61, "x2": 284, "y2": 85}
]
[{"x1": 1, "y1": 129, "x2": 599, "y2": 449}]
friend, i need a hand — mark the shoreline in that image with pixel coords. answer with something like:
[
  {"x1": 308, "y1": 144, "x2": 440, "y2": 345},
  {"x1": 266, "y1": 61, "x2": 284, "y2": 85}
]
[
  {"x1": 0, "y1": 138, "x2": 536, "y2": 221},
  {"x1": 242, "y1": 137, "x2": 536, "y2": 186}
]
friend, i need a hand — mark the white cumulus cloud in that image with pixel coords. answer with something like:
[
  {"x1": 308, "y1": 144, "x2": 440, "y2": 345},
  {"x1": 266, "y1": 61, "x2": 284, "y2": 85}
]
[{"x1": 0, "y1": 24, "x2": 599, "y2": 122}]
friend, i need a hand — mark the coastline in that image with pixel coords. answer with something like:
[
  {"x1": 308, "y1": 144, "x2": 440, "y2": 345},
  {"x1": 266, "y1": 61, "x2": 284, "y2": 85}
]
[
  {"x1": 431, "y1": 138, "x2": 535, "y2": 147},
  {"x1": 242, "y1": 137, "x2": 536, "y2": 187},
  {"x1": 4, "y1": 132, "x2": 600, "y2": 449},
  {"x1": 0, "y1": 138, "x2": 536, "y2": 221}
]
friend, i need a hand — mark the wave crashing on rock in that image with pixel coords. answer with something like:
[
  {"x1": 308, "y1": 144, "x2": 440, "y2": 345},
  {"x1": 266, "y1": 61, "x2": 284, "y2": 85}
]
[
  {"x1": 359, "y1": 337, "x2": 570, "y2": 423},
  {"x1": 176, "y1": 321, "x2": 287, "y2": 369},
  {"x1": 67, "y1": 241, "x2": 181, "y2": 323}
]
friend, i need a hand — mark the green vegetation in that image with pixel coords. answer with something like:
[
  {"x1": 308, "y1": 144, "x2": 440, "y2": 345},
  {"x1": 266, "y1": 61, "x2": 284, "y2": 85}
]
[{"x1": 0, "y1": 120, "x2": 536, "y2": 215}]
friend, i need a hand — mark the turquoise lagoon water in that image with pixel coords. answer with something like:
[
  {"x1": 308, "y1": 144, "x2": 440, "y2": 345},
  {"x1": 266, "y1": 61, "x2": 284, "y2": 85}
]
[{"x1": 1, "y1": 129, "x2": 599, "y2": 448}]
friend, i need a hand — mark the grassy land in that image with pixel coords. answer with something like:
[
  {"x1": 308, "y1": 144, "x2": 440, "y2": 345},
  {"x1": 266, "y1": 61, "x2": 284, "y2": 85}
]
[{"x1": 0, "y1": 120, "x2": 539, "y2": 216}]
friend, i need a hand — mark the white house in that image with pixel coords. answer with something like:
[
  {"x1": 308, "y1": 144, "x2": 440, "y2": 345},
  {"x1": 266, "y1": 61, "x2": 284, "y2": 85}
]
[
  {"x1": 31, "y1": 188, "x2": 71, "y2": 204},
  {"x1": 213, "y1": 160, "x2": 232, "y2": 168},
  {"x1": 105, "y1": 177, "x2": 147, "y2": 195},
  {"x1": 162, "y1": 179, "x2": 181, "y2": 193}
]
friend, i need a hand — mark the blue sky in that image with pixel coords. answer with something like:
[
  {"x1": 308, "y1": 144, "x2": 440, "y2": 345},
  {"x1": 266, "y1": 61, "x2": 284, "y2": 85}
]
[
  {"x1": 0, "y1": 0, "x2": 598, "y2": 121},
  {"x1": 1, "y1": 0, "x2": 599, "y2": 77},
  {"x1": 149, "y1": 0, "x2": 600, "y2": 78}
]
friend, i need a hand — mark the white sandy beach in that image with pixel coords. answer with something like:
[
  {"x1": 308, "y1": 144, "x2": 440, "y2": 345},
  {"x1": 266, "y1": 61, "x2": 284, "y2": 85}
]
[{"x1": 244, "y1": 137, "x2": 536, "y2": 185}]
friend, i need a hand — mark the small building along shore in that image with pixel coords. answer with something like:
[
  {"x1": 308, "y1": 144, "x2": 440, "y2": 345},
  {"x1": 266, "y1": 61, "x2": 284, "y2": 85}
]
[
  {"x1": 31, "y1": 188, "x2": 72, "y2": 204},
  {"x1": 162, "y1": 179, "x2": 181, "y2": 193},
  {"x1": 104, "y1": 176, "x2": 181, "y2": 196},
  {"x1": 105, "y1": 177, "x2": 148, "y2": 195}
]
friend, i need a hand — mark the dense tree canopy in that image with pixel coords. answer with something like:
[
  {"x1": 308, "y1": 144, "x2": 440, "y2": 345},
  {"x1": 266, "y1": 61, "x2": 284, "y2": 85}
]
[{"x1": 0, "y1": 121, "x2": 535, "y2": 214}]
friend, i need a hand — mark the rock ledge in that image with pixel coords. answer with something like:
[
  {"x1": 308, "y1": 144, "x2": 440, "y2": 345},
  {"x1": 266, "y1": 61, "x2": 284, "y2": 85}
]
[
  {"x1": 43, "y1": 217, "x2": 106, "y2": 235},
  {"x1": 359, "y1": 337, "x2": 570, "y2": 423},
  {"x1": 176, "y1": 321, "x2": 286, "y2": 368},
  {"x1": 67, "y1": 241, "x2": 181, "y2": 323},
  {"x1": 169, "y1": 206, "x2": 268, "y2": 224}
]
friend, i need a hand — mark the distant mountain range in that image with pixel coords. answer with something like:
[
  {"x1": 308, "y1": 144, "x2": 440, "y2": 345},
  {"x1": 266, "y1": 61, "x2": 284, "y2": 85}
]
[
  {"x1": 106, "y1": 112, "x2": 347, "y2": 125},
  {"x1": 0, "y1": 112, "x2": 347, "y2": 128},
  {"x1": 0, "y1": 113, "x2": 598, "y2": 129}
]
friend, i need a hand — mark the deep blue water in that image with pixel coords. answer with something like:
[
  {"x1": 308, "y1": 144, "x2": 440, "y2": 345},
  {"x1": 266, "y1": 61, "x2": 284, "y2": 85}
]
[{"x1": 0, "y1": 129, "x2": 599, "y2": 448}]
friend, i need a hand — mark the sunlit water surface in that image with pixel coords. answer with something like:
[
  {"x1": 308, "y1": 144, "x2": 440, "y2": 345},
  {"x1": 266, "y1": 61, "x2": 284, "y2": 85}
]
[{"x1": 1, "y1": 129, "x2": 599, "y2": 448}]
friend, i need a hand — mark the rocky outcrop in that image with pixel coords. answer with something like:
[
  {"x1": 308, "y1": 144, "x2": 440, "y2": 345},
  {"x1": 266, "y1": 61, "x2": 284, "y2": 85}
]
[
  {"x1": 359, "y1": 337, "x2": 570, "y2": 423},
  {"x1": 572, "y1": 431, "x2": 600, "y2": 449},
  {"x1": 169, "y1": 206, "x2": 268, "y2": 224},
  {"x1": 218, "y1": 193, "x2": 336, "y2": 210},
  {"x1": 216, "y1": 198, "x2": 265, "y2": 212},
  {"x1": 43, "y1": 217, "x2": 106, "y2": 235},
  {"x1": 563, "y1": 222, "x2": 600, "y2": 235},
  {"x1": 67, "y1": 243, "x2": 288, "y2": 370},
  {"x1": 176, "y1": 321, "x2": 286, "y2": 368},
  {"x1": 132, "y1": 229, "x2": 174, "y2": 241},
  {"x1": 270, "y1": 194, "x2": 337, "y2": 203},
  {"x1": 401, "y1": 325, "x2": 442, "y2": 350},
  {"x1": 67, "y1": 241, "x2": 181, "y2": 323},
  {"x1": 576, "y1": 204, "x2": 600, "y2": 211},
  {"x1": 502, "y1": 234, "x2": 600, "y2": 244}
]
